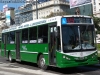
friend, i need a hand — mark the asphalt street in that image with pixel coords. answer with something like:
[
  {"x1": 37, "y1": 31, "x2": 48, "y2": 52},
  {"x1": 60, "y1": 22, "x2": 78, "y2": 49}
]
[{"x1": 0, "y1": 55, "x2": 100, "y2": 75}]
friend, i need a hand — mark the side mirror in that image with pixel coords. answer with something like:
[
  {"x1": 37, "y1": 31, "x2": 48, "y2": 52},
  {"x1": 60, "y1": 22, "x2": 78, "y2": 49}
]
[
  {"x1": 56, "y1": 26, "x2": 60, "y2": 38},
  {"x1": 53, "y1": 26, "x2": 60, "y2": 38}
]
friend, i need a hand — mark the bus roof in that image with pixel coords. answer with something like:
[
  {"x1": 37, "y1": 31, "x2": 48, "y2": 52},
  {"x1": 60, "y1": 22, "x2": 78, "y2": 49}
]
[{"x1": 2, "y1": 15, "x2": 92, "y2": 33}]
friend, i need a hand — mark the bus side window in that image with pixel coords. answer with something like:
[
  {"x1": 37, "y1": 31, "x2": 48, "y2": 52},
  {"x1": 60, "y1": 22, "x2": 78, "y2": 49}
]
[
  {"x1": 9, "y1": 31, "x2": 15, "y2": 44},
  {"x1": 38, "y1": 25, "x2": 48, "y2": 43},
  {"x1": 29, "y1": 27, "x2": 37, "y2": 43},
  {"x1": 22, "y1": 29, "x2": 28, "y2": 43},
  {"x1": 2, "y1": 33, "x2": 4, "y2": 43},
  {"x1": 7, "y1": 33, "x2": 10, "y2": 44}
]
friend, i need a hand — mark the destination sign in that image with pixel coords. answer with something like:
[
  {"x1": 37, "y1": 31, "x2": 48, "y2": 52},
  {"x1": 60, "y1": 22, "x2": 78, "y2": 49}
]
[{"x1": 61, "y1": 17, "x2": 92, "y2": 25}]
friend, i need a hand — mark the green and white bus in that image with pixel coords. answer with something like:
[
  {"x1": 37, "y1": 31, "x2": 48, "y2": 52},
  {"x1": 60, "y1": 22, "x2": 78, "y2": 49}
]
[{"x1": 1, "y1": 15, "x2": 98, "y2": 69}]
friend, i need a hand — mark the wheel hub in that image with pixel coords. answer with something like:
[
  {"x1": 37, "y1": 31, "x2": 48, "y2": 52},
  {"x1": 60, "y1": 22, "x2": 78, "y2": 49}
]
[
  {"x1": 9, "y1": 55, "x2": 11, "y2": 61},
  {"x1": 40, "y1": 58, "x2": 45, "y2": 67}
]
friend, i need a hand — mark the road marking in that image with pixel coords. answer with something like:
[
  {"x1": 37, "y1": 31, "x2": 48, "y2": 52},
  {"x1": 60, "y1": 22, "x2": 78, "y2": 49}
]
[{"x1": 0, "y1": 71, "x2": 23, "y2": 75}]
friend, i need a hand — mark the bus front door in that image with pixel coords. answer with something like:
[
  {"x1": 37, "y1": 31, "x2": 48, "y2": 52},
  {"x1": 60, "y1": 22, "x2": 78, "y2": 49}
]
[
  {"x1": 49, "y1": 26, "x2": 57, "y2": 65},
  {"x1": 16, "y1": 31, "x2": 20, "y2": 60},
  {"x1": 4, "y1": 34, "x2": 7, "y2": 57}
]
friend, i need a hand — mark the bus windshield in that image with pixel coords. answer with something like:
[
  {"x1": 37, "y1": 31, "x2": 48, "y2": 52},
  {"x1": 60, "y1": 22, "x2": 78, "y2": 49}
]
[
  {"x1": 79, "y1": 25, "x2": 95, "y2": 50},
  {"x1": 62, "y1": 25, "x2": 95, "y2": 52}
]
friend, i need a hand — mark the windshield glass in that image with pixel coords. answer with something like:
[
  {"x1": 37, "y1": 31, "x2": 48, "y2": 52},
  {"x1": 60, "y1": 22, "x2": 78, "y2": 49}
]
[
  {"x1": 62, "y1": 25, "x2": 95, "y2": 52},
  {"x1": 62, "y1": 26, "x2": 80, "y2": 52},
  {"x1": 79, "y1": 25, "x2": 95, "y2": 49}
]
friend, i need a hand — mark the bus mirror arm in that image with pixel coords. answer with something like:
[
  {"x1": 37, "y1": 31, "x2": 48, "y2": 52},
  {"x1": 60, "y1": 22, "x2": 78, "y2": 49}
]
[
  {"x1": 56, "y1": 26, "x2": 60, "y2": 38},
  {"x1": 54, "y1": 32, "x2": 58, "y2": 38}
]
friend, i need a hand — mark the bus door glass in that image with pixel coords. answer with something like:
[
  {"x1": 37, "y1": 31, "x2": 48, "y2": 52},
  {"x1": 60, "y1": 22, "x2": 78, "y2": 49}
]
[
  {"x1": 16, "y1": 31, "x2": 20, "y2": 60},
  {"x1": 4, "y1": 34, "x2": 7, "y2": 57},
  {"x1": 49, "y1": 26, "x2": 57, "y2": 64}
]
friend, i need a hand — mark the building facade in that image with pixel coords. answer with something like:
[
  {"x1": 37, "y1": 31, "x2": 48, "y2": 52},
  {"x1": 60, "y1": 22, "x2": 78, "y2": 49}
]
[
  {"x1": 0, "y1": 11, "x2": 6, "y2": 37},
  {"x1": 0, "y1": 7, "x2": 15, "y2": 33},
  {"x1": 0, "y1": 11, "x2": 6, "y2": 29},
  {"x1": 15, "y1": 0, "x2": 69, "y2": 25},
  {"x1": 92, "y1": 0, "x2": 100, "y2": 17},
  {"x1": 32, "y1": 0, "x2": 69, "y2": 19},
  {"x1": 15, "y1": 4, "x2": 33, "y2": 25}
]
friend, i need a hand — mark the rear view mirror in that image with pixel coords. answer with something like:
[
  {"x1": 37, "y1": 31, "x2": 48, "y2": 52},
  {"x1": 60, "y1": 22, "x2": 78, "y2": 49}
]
[{"x1": 56, "y1": 26, "x2": 60, "y2": 38}]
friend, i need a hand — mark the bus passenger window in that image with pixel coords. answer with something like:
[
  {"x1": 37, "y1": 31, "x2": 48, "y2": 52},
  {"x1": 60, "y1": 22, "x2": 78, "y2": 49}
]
[
  {"x1": 29, "y1": 27, "x2": 37, "y2": 43},
  {"x1": 22, "y1": 29, "x2": 28, "y2": 43},
  {"x1": 9, "y1": 31, "x2": 15, "y2": 44},
  {"x1": 38, "y1": 25, "x2": 48, "y2": 43},
  {"x1": 2, "y1": 34, "x2": 4, "y2": 43},
  {"x1": 7, "y1": 33, "x2": 10, "y2": 44}
]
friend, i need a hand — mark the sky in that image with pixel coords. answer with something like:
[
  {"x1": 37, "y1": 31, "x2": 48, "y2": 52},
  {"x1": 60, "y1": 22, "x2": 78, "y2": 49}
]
[
  {"x1": 0, "y1": 3, "x2": 24, "y2": 11},
  {"x1": 0, "y1": 0, "x2": 69, "y2": 11}
]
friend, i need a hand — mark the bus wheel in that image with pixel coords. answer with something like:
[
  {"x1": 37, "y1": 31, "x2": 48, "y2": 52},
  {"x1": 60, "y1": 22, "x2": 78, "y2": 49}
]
[
  {"x1": 8, "y1": 52, "x2": 13, "y2": 62},
  {"x1": 38, "y1": 55, "x2": 48, "y2": 70}
]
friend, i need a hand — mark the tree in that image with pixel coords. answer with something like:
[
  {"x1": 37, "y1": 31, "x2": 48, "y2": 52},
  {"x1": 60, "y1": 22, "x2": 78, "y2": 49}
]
[{"x1": 93, "y1": 16, "x2": 100, "y2": 34}]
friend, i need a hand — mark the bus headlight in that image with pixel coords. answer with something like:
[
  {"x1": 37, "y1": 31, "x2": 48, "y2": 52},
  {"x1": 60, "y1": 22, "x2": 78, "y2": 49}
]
[
  {"x1": 92, "y1": 56, "x2": 94, "y2": 58},
  {"x1": 91, "y1": 53, "x2": 97, "y2": 58},
  {"x1": 66, "y1": 57, "x2": 70, "y2": 60},
  {"x1": 63, "y1": 56, "x2": 66, "y2": 58},
  {"x1": 63, "y1": 56, "x2": 70, "y2": 60},
  {"x1": 92, "y1": 55, "x2": 96, "y2": 58},
  {"x1": 95, "y1": 53, "x2": 97, "y2": 56}
]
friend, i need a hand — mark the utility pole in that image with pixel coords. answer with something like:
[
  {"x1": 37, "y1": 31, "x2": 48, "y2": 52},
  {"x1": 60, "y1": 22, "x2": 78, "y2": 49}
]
[{"x1": 36, "y1": 0, "x2": 38, "y2": 19}]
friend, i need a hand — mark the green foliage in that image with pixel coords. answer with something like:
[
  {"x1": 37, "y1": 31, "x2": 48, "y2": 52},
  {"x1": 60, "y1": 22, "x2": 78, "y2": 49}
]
[
  {"x1": 93, "y1": 16, "x2": 100, "y2": 31},
  {"x1": 97, "y1": 44, "x2": 100, "y2": 51},
  {"x1": 96, "y1": 31, "x2": 100, "y2": 34},
  {"x1": 98, "y1": 54, "x2": 100, "y2": 57}
]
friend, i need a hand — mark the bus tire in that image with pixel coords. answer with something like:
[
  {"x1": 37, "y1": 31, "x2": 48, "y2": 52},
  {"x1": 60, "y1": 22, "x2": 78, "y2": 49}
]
[
  {"x1": 38, "y1": 55, "x2": 48, "y2": 70},
  {"x1": 8, "y1": 52, "x2": 13, "y2": 62}
]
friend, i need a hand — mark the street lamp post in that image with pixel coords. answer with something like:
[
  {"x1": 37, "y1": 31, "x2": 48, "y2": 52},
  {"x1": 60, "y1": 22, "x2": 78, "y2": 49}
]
[{"x1": 36, "y1": 0, "x2": 38, "y2": 19}]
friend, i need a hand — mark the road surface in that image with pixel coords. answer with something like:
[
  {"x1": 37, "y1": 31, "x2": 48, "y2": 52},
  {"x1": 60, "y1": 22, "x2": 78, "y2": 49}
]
[{"x1": 0, "y1": 56, "x2": 100, "y2": 75}]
